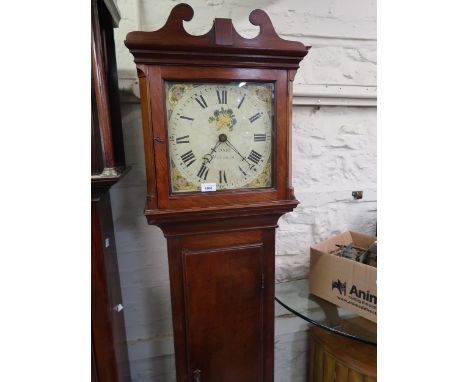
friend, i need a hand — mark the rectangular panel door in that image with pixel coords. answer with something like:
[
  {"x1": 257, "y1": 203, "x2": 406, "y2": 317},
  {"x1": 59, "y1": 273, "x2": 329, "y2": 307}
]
[{"x1": 183, "y1": 244, "x2": 264, "y2": 381}]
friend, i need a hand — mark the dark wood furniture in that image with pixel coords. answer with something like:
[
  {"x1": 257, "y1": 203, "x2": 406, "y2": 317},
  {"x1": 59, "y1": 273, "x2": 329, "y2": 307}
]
[
  {"x1": 125, "y1": 4, "x2": 309, "y2": 381},
  {"x1": 92, "y1": 0, "x2": 125, "y2": 177},
  {"x1": 91, "y1": 0, "x2": 130, "y2": 381},
  {"x1": 91, "y1": 193, "x2": 130, "y2": 382}
]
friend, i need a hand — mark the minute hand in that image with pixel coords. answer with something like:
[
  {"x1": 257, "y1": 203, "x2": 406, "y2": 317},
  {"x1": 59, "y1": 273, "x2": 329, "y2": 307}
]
[{"x1": 225, "y1": 139, "x2": 255, "y2": 168}]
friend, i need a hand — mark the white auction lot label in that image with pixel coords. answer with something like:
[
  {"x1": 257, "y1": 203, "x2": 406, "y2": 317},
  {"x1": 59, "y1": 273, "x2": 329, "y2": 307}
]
[{"x1": 201, "y1": 183, "x2": 217, "y2": 192}]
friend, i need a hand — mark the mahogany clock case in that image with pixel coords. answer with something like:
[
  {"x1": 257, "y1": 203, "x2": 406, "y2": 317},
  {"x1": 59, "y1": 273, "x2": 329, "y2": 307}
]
[{"x1": 124, "y1": 4, "x2": 309, "y2": 381}]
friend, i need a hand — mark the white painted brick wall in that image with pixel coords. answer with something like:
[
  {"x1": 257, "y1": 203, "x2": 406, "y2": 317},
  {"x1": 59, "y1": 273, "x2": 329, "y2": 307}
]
[
  {"x1": 111, "y1": 1, "x2": 376, "y2": 381},
  {"x1": 277, "y1": 106, "x2": 377, "y2": 282},
  {"x1": 114, "y1": 0, "x2": 376, "y2": 91}
]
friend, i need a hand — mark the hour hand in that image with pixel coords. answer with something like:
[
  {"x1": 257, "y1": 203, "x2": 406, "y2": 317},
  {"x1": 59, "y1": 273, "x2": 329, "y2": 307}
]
[{"x1": 202, "y1": 140, "x2": 221, "y2": 164}]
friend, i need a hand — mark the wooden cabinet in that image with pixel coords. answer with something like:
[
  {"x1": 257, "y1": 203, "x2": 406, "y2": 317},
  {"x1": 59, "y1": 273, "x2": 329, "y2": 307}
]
[
  {"x1": 91, "y1": 0, "x2": 125, "y2": 176},
  {"x1": 169, "y1": 229, "x2": 271, "y2": 381},
  {"x1": 91, "y1": 194, "x2": 130, "y2": 382},
  {"x1": 91, "y1": 0, "x2": 129, "y2": 381}
]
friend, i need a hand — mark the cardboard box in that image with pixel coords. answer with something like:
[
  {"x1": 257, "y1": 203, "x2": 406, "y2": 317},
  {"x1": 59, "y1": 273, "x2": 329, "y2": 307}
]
[{"x1": 309, "y1": 231, "x2": 377, "y2": 323}]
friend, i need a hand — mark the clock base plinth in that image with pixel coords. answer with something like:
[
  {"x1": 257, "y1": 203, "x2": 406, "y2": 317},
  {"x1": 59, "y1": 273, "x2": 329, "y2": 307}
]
[{"x1": 149, "y1": 202, "x2": 297, "y2": 382}]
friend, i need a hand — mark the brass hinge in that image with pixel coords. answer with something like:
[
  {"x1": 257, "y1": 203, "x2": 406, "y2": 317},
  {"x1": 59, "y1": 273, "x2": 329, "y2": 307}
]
[{"x1": 261, "y1": 273, "x2": 265, "y2": 289}]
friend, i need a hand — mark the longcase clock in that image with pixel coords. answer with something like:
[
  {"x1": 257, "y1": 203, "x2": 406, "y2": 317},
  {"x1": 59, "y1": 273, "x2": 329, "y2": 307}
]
[{"x1": 125, "y1": 4, "x2": 309, "y2": 381}]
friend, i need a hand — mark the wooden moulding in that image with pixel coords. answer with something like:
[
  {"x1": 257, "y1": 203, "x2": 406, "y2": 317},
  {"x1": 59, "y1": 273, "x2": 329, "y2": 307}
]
[
  {"x1": 124, "y1": 3, "x2": 310, "y2": 69},
  {"x1": 146, "y1": 200, "x2": 299, "y2": 237}
]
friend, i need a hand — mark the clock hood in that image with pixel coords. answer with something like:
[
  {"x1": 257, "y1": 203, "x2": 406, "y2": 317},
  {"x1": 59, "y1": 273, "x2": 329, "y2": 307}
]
[{"x1": 124, "y1": 3, "x2": 310, "y2": 70}]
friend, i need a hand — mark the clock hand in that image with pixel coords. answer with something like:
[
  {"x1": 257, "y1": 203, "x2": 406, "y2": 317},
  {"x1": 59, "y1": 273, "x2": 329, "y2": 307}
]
[
  {"x1": 202, "y1": 135, "x2": 225, "y2": 164},
  {"x1": 224, "y1": 138, "x2": 255, "y2": 169}
]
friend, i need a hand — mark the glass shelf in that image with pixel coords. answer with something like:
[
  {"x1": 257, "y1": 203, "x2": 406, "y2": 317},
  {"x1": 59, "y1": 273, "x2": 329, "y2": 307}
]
[{"x1": 275, "y1": 279, "x2": 376, "y2": 345}]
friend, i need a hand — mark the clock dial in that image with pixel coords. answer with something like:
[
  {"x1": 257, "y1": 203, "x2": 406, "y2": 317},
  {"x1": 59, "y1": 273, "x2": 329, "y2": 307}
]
[{"x1": 166, "y1": 82, "x2": 274, "y2": 193}]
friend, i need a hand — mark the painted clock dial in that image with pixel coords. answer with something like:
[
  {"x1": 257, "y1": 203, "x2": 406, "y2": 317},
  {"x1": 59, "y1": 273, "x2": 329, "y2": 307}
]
[{"x1": 165, "y1": 81, "x2": 274, "y2": 193}]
